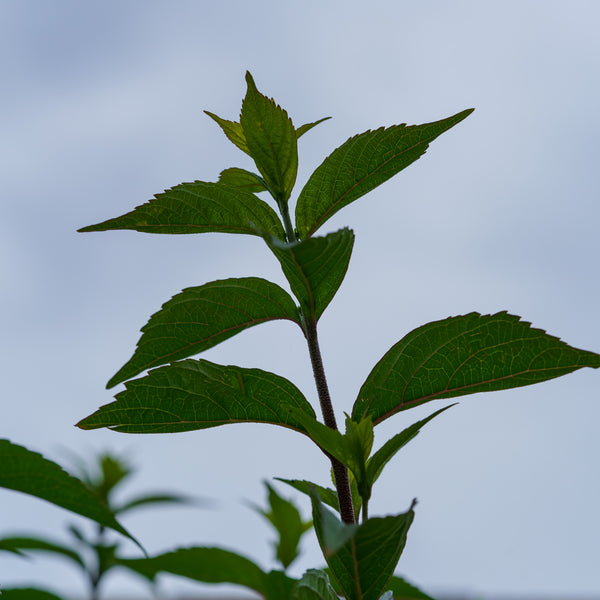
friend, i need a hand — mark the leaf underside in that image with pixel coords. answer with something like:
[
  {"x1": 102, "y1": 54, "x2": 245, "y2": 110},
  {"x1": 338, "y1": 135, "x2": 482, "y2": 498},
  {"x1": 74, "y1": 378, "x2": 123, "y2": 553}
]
[
  {"x1": 295, "y1": 109, "x2": 474, "y2": 237},
  {"x1": 78, "y1": 359, "x2": 316, "y2": 435},
  {"x1": 353, "y1": 312, "x2": 600, "y2": 425},
  {"x1": 79, "y1": 181, "x2": 285, "y2": 239},
  {"x1": 108, "y1": 277, "x2": 300, "y2": 388}
]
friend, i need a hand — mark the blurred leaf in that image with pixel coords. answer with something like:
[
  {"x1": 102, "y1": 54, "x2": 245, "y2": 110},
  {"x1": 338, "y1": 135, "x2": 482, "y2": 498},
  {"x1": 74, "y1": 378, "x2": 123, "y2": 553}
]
[
  {"x1": 353, "y1": 312, "x2": 600, "y2": 425},
  {"x1": 293, "y1": 569, "x2": 339, "y2": 600},
  {"x1": 204, "y1": 110, "x2": 251, "y2": 155},
  {"x1": 276, "y1": 478, "x2": 340, "y2": 514},
  {"x1": 0, "y1": 440, "x2": 138, "y2": 547},
  {"x1": 252, "y1": 481, "x2": 311, "y2": 569},
  {"x1": 1, "y1": 589, "x2": 65, "y2": 600},
  {"x1": 107, "y1": 277, "x2": 300, "y2": 388},
  {"x1": 296, "y1": 117, "x2": 332, "y2": 139},
  {"x1": 365, "y1": 405, "x2": 454, "y2": 490},
  {"x1": 266, "y1": 228, "x2": 354, "y2": 322},
  {"x1": 79, "y1": 180, "x2": 285, "y2": 239},
  {"x1": 0, "y1": 536, "x2": 84, "y2": 568},
  {"x1": 118, "y1": 546, "x2": 295, "y2": 597},
  {"x1": 311, "y1": 492, "x2": 415, "y2": 600},
  {"x1": 240, "y1": 71, "x2": 298, "y2": 201},
  {"x1": 295, "y1": 109, "x2": 474, "y2": 237},
  {"x1": 218, "y1": 167, "x2": 268, "y2": 193},
  {"x1": 119, "y1": 546, "x2": 265, "y2": 590},
  {"x1": 114, "y1": 492, "x2": 201, "y2": 516},
  {"x1": 78, "y1": 359, "x2": 316, "y2": 435}
]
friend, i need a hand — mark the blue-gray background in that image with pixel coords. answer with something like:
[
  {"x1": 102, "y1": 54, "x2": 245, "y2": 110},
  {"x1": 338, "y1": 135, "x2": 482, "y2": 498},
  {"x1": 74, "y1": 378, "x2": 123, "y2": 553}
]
[{"x1": 2, "y1": 1, "x2": 599, "y2": 598}]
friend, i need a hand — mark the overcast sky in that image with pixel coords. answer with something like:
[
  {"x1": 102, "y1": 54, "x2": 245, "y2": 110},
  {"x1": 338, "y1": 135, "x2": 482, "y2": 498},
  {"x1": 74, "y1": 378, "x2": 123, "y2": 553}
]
[{"x1": 2, "y1": 1, "x2": 600, "y2": 598}]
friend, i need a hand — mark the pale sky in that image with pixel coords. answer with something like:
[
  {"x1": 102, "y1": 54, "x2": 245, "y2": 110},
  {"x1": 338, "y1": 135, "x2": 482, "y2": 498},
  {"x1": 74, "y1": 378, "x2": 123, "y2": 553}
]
[{"x1": 2, "y1": 1, "x2": 600, "y2": 598}]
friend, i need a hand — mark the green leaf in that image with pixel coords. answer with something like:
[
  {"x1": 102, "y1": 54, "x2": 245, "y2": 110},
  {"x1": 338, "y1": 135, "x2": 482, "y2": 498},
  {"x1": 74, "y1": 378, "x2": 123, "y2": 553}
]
[
  {"x1": 1, "y1": 589, "x2": 65, "y2": 600},
  {"x1": 294, "y1": 569, "x2": 339, "y2": 600},
  {"x1": 295, "y1": 109, "x2": 474, "y2": 237},
  {"x1": 114, "y1": 492, "x2": 201, "y2": 516},
  {"x1": 218, "y1": 167, "x2": 268, "y2": 193},
  {"x1": 385, "y1": 575, "x2": 437, "y2": 600},
  {"x1": 79, "y1": 180, "x2": 285, "y2": 240},
  {"x1": 78, "y1": 359, "x2": 316, "y2": 435},
  {"x1": 118, "y1": 547, "x2": 266, "y2": 593},
  {"x1": 266, "y1": 228, "x2": 354, "y2": 322},
  {"x1": 0, "y1": 536, "x2": 84, "y2": 568},
  {"x1": 353, "y1": 312, "x2": 600, "y2": 425},
  {"x1": 296, "y1": 117, "x2": 332, "y2": 139},
  {"x1": 366, "y1": 405, "x2": 454, "y2": 489},
  {"x1": 311, "y1": 493, "x2": 416, "y2": 600},
  {"x1": 204, "y1": 110, "x2": 251, "y2": 155},
  {"x1": 253, "y1": 481, "x2": 311, "y2": 569},
  {"x1": 107, "y1": 277, "x2": 300, "y2": 388},
  {"x1": 262, "y1": 569, "x2": 298, "y2": 600},
  {"x1": 240, "y1": 71, "x2": 298, "y2": 202},
  {"x1": 0, "y1": 440, "x2": 139, "y2": 547}
]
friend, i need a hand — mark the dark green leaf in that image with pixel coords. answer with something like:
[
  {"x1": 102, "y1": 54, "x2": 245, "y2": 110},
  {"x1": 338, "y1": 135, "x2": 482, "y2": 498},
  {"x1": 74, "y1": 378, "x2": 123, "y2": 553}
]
[
  {"x1": 263, "y1": 569, "x2": 298, "y2": 600},
  {"x1": 118, "y1": 547, "x2": 266, "y2": 593},
  {"x1": 240, "y1": 71, "x2": 298, "y2": 201},
  {"x1": 295, "y1": 109, "x2": 474, "y2": 237},
  {"x1": 79, "y1": 181, "x2": 285, "y2": 240},
  {"x1": 218, "y1": 167, "x2": 268, "y2": 193},
  {"x1": 0, "y1": 536, "x2": 84, "y2": 568},
  {"x1": 1, "y1": 589, "x2": 65, "y2": 600},
  {"x1": 0, "y1": 440, "x2": 138, "y2": 547},
  {"x1": 385, "y1": 575, "x2": 437, "y2": 600},
  {"x1": 366, "y1": 405, "x2": 454, "y2": 489},
  {"x1": 310, "y1": 490, "x2": 357, "y2": 557},
  {"x1": 266, "y1": 228, "x2": 354, "y2": 322},
  {"x1": 296, "y1": 117, "x2": 332, "y2": 139},
  {"x1": 204, "y1": 111, "x2": 251, "y2": 155},
  {"x1": 353, "y1": 312, "x2": 600, "y2": 425},
  {"x1": 311, "y1": 493, "x2": 416, "y2": 600},
  {"x1": 294, "y1": 569, "x2": 339, "y2": 600},
  {"x1": 107, "y1": 277, "x2": 300, "y2": 388},
  {"x1": 78, "y1": 359, "x2": 316, "y2": 435}
]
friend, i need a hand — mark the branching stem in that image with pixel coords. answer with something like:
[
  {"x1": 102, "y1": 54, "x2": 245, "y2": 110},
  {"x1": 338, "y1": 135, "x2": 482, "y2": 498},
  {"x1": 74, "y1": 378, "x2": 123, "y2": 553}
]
[{"x1": 304, "y1": 317, "x2": 355, "y2": 524}]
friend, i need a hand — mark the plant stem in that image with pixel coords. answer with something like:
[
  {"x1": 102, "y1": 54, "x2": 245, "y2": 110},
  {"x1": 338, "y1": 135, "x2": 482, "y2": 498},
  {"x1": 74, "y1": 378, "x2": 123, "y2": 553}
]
[
  {"x1": 304, "y1": 317, "x2": 355, "y2": 524},
  {"x1": 276, "y1": 196, "x2": 296, "y2": 243}
]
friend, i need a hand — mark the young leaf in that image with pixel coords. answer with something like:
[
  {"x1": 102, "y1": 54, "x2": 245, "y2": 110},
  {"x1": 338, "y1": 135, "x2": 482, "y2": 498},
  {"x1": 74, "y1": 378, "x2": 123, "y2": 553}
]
[
  {"x1": 79, "y1": 181, "x2": 285, "y2": 240},
  {"x1": 107, "y1": 277, "x2": 301, "y2": 388},
  {"x1": 266, "y1": 228, "x2": 355, "y2": 322},
  {"x1": 218, "y1": 167, "x2": 268, "y2": 193},
  {"x1": 78, "y1": 359, "x2": 316, "y2": 435},
  {"x1": 240, "y1": 71, "x2": 298, "y2": 202},
  {"x1": 353, "y1": 312, "x2": 600, "y2": 425},
  {"x1": 296, "y1": 117, "x2": 332, "y2": 139},
  {"x1": 294, "y1": 569, "x2": 339, "y2": 600},
  {"x1": 295, "y1": 109, "x2": 474, "y2": 237},
  {"x1": 310, "y1": 489, "x2": 358, "y2": 556},
  {"x1": 0, "y1": 536, "x2": 84, "y2": 568},
  {"x1": 204, "y1": 111, "x2": 251, "y2": 155},
  {"x1": 311, "y1": 492, "x2": 415, "y2": 600},
  {"x1": 366, "y1": 405, "x2": 455, "y2": 489},
  {"x1": 0, "y1": 440, "x2": 138, "y2": 547}
]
